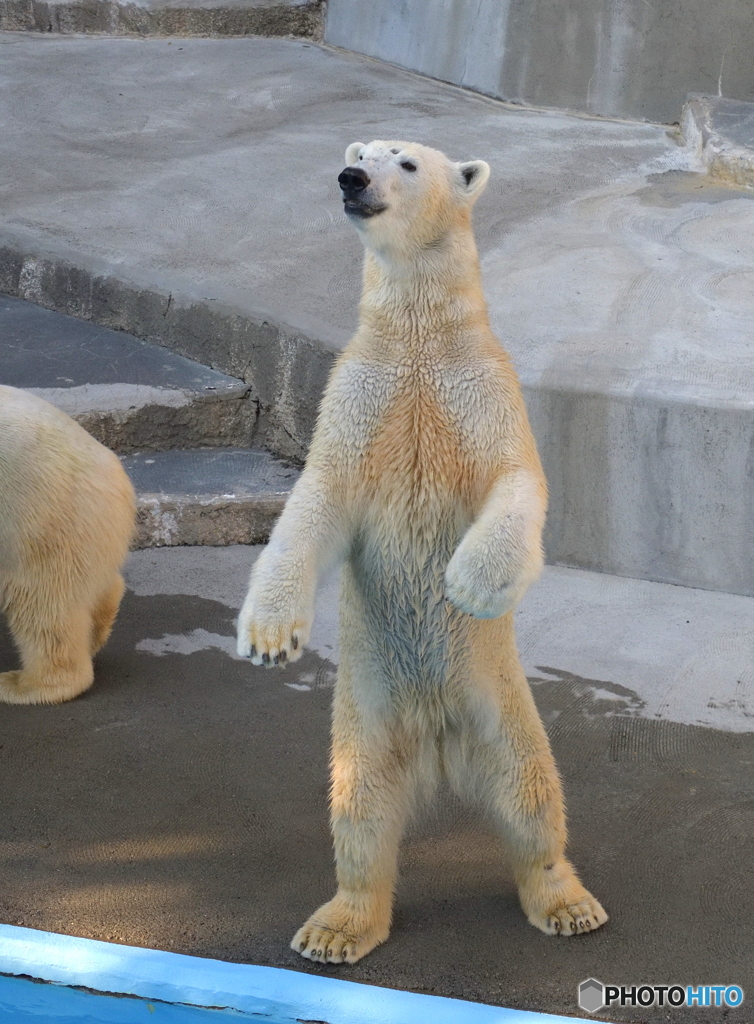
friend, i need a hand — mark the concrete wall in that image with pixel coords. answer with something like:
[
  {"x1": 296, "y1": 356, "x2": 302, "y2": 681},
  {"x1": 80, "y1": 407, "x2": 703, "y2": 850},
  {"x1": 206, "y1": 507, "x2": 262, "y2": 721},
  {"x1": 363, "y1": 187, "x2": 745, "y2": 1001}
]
[
  {"x1": 525, "y1": 387, "x2": 754, "y2": 598},
  {"x1": 325, "y1": 0, "x2": 754, "y2": 123}
]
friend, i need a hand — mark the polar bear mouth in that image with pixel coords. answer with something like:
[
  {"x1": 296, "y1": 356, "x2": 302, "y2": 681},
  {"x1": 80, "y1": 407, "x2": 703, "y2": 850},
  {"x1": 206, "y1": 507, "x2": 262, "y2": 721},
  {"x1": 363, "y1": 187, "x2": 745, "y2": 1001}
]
[{"x1": 344, "y1": 200, "x2": 386, "y2": 219}]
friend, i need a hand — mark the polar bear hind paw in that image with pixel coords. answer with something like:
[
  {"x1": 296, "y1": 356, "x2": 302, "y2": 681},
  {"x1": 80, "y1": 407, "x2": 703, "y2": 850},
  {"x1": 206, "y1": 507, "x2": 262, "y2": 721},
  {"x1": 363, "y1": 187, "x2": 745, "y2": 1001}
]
[
  {"x1": 0, "y1": 669, "x2": 92, "y2": 705},
  {"x1": 518, "y1": 857, "x2": 608, "y2": 936},
  {"x1": 291, "y1": 898, "x2": 389, "y2": 964},
  {"x1": 528, "y1": 892, "x2": 608, "y2": 936}
]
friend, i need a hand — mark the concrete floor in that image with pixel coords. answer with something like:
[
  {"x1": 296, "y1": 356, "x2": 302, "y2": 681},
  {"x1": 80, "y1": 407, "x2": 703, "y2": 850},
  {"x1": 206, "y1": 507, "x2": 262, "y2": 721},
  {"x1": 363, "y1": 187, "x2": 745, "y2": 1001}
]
[
  {"x1": 1, "y1": 546, "x2": 752, "y2": 1023},
  {"x1": 0, "y1": 34, "x2": 679, "y2": 349},
  {"x1": 2, "y1": 33, "x2": 753, "y2": 411}
]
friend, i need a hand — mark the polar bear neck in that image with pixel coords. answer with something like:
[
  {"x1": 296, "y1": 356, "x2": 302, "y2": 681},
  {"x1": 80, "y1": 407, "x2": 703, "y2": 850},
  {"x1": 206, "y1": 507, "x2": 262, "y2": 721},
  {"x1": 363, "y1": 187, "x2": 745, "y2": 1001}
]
[{"x1": 356, "y1": 220, "x2": 490, "y2": 357}]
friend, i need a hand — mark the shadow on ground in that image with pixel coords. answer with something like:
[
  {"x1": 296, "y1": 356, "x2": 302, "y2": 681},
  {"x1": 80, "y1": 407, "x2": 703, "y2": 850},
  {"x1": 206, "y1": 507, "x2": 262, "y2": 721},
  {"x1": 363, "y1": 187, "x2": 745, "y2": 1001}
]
[{"x1": 1, "y1": 590, "x2": 752, "y2": 1023}]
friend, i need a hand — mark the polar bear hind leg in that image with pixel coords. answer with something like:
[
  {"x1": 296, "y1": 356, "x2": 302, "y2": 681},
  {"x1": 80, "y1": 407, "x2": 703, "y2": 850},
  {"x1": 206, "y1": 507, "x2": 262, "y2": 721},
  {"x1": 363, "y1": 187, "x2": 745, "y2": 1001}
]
[
  {"x1": 443, "y1": 650, "x2": 608, "y2": 936},
  {"x1": 0, "y1": 583, "x2": 95, "y2": 705},
  {"x1": 90, "y1": 573, "x2": 126, "y2": 656},
  {"x1": 291, "y1": 669, "x2": 432, "y2": 963}
]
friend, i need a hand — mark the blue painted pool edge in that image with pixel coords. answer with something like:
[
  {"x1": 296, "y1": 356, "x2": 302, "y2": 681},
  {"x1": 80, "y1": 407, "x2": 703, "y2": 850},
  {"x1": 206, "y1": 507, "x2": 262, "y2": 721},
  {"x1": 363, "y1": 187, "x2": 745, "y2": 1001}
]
[{"x1": 0, "y1": 924, "x2": 591, "y2": 1024}]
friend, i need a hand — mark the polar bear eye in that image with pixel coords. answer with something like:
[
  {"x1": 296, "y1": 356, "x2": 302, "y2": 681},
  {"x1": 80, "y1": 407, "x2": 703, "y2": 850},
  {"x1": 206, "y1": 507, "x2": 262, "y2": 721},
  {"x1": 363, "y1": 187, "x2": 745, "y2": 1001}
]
[{"x1": 401, "y1": 160, "x2": 417, "y2": 172}]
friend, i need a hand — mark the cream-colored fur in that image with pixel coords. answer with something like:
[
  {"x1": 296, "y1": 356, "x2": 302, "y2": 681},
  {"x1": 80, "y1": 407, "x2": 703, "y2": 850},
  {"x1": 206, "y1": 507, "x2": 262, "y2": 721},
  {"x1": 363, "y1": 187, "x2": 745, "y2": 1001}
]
[
  {"x1": 237, "y1": 141, "x2": 607, "y2": 961},
  {"x1": 0, "y1": 386, "x2": 135, "y2": 704}
]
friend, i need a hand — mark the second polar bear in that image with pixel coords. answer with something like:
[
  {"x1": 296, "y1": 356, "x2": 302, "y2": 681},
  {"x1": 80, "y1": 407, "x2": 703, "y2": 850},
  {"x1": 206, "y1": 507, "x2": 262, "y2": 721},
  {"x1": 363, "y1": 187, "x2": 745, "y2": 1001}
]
[
  {"x1": 237, "y1": 141, "x2": 607, "y2": 962},
  {"x1": 0, "y1": 386, "x2": 135, "y2": 704}
]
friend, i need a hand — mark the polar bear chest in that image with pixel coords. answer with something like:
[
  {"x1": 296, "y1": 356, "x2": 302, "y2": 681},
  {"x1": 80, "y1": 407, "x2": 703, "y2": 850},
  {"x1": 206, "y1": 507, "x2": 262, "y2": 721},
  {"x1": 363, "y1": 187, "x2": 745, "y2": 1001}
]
[{"x1": 324, "y1": 354, "x2": 509, "y2": 557}]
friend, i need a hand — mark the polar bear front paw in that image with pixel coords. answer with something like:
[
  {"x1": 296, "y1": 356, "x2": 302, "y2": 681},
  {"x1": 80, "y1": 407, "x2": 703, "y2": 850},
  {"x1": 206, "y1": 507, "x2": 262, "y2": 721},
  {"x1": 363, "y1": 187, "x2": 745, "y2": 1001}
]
[
  {"x1": 236, "y1": 606, "x2": 312, "y2": 666},
  {"x1": 444, "y1": 550, "x2": 521, "y2": 619}
]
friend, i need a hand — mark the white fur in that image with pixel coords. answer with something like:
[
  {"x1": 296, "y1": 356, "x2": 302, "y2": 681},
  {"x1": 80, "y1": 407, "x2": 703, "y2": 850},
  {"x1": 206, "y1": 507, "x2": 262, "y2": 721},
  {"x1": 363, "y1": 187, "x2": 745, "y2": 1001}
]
[
  {"x1": 237, "y1": 141, "x2": 607, "y2": 960},
  {"x1": 0, "y1": 386, "x2": 135, "y2": 704}
]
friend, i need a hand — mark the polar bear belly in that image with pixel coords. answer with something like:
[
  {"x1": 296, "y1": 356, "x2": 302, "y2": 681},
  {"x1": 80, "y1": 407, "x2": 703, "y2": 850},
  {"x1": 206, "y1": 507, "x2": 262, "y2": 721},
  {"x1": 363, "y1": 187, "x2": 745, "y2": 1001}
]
[
  {"x1": 344, "y1": 520, "x2": 468, "y2": 688},
  {"x1": 347, "y1": 472, "x2": 480, "y2": 686},
  {"x1": 336, "y1": 377, "x2": 491, "y2": 687}
]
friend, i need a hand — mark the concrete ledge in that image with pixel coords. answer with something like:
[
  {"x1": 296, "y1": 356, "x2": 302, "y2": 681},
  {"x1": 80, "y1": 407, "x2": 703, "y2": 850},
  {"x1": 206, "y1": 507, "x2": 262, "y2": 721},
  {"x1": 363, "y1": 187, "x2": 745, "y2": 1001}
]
[
  {"x1": 0, "y1": 924, "x2": 587, "y2": 1023},
  {"x1": 0, "y1": 0, "x2": 325, "y2": 37},
  {"x1": 682, "y1": 95, "x2": 754, "y2": 188},
  {"x1": 6, "y1": 227, "x2": 754, "y2": 595},
  {"x1": 28, "y1": 382, "x2": 257, "y2": 454},
  {"x1": 0, "y1": 243, "x2": 335, "y2": 464},
  {"x1": 5, "y1": 231, "x2": 754, "y2": 594},
  {"x1": 4, "y1": 37, "x2": 754, "y2": 594},
  {"x1": 1, "y1": 292, "x2": 259, "y2": 454},
  {"x1": 135, "y1": 492, "x2": 287, "y2": 545},
  {"x1": 124, "y1": 447, "x2": 298, "y2": 546},
  {"x1": 525, "y1": 384, "x2": 754, "y2": 599}
]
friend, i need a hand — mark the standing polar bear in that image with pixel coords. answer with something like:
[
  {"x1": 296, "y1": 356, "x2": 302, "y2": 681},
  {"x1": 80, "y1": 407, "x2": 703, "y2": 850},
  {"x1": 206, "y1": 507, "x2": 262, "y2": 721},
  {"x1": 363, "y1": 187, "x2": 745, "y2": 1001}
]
[
  {"x1": 0, "y1": 386, "x2": 135, "y2": 704},
  {"x1": 237, "y1": 141, "x2": 607, "y2": 962}
]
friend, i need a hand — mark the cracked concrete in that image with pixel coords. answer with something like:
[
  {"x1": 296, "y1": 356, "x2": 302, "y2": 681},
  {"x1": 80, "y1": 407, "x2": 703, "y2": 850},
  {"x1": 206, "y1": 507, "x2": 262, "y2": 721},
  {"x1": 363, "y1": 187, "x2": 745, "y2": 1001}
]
[{"x1": 682, "y1": 94, "x2": 754, "y2": 188}]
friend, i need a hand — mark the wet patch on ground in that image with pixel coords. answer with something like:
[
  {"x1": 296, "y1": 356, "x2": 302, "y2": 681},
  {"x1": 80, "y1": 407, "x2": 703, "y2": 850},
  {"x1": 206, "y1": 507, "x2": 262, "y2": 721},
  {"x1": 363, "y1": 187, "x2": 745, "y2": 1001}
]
[{"x1": 636, "y1": 169, "x2": 754, "y2": 207}]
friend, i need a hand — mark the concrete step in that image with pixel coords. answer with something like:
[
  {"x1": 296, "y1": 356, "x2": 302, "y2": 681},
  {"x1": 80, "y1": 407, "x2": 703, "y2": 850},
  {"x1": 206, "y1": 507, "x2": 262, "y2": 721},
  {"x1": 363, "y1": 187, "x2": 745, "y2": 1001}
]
[
  {"x1": 324, "y1": 0, "x2": 754, "y2": 124},
  {"x1": 0, "y1": 0, "x2": 324, "y2": 37},
  {"x1": 0, "y1": 293, "x2": 257, "y2": 453},
  {"x1": 682, "y1": 94, "x2": 754, "y2": 188},
  {"x1": 123, "y1": 447, "x2": 298, "y2": 546},
  {"x1": 2, "y1": 36, "x2": 754, "y2": 594}
]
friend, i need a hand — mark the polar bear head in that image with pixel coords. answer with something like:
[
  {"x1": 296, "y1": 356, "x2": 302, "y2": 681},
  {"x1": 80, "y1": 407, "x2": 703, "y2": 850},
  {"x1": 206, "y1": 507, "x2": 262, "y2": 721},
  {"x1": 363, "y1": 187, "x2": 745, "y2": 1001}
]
[{"x1": 338, "y1": 140, "x2": 490, "y2": 258}]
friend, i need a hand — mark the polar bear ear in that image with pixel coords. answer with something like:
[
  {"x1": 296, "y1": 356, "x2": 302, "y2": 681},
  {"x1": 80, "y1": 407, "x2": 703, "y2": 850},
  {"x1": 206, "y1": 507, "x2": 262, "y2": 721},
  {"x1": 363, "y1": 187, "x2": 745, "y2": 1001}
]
[
  {"x1": 456, "y1": 160, "x2": 490, "y2": 200},
  {"x1": 345, "y1": 142, "x2": 366, "y2": 165}
]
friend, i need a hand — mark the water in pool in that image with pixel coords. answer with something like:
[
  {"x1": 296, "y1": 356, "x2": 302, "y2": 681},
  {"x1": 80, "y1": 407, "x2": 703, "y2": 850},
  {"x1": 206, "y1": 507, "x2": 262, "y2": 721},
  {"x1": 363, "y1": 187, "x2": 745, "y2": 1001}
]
[{"x1": 0, "y1": 974, "x2": 289, "y2": 1022}]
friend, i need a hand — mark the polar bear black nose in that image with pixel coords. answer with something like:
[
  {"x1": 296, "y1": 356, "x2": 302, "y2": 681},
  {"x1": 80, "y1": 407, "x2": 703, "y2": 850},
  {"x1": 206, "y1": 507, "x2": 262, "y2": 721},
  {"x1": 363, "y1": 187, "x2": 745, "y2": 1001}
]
[{"x1": 338, "y1": 166, "x2": 370, "y2": 196}]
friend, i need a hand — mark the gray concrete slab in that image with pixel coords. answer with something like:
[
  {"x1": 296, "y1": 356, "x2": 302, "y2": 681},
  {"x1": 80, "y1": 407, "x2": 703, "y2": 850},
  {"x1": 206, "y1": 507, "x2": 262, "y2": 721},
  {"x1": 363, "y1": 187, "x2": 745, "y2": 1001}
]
[
  {"x1": 1, "y1": 546, "x2": 753, "y2": 1021},
  {"x1": 0, "y1": 0, "x2": 324, "y2": 38},
  {"x1": 0, "y1": 293, "x2": 256, "y2": 452},
  {"x1": 124, "y1": 447, "x2": 299, "y2": 545},
  {"x1": 2, "y1": 36, "x2": 754, "y2": 592},
  {"x1": 325, "y1": 0, "x2": 754, "y2": 124}
]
